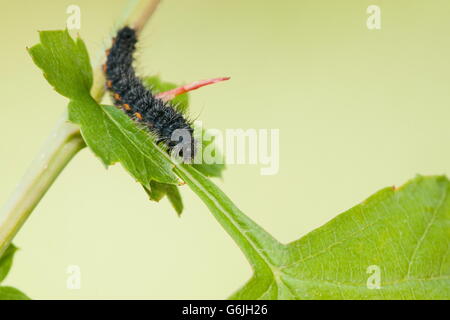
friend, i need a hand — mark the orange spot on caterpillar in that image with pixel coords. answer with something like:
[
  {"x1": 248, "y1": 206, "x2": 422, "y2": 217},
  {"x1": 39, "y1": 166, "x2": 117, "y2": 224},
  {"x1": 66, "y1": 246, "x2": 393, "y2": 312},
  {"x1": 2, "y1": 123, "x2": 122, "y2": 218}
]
[
  {"x1": 134, "y1": 112, "x2": 143, "y2": 120},
  {"x1": 123, "y1": 103, "x2": 131, "y2": 111},
  {"x1": 107, "y1": 80, "x2": 112, "y2": 88},
  {"x1": 114, "y1": 93, "x2": 121, "y2": 100},
  {"x1": 102, "y1": 64, "x2": 107, "y2": 73},
  {"x1": 105, "y1": 49, "x2": 110, "y2": 56}
]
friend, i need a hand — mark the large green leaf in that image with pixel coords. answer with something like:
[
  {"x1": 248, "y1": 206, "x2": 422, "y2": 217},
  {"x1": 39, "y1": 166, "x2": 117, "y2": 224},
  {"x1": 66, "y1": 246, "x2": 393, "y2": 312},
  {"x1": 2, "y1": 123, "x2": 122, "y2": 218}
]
[
  {"x1": 0, "y1": 244, "x2": 29, "y2": 300},
  {"x1": 273, "y1": 176, "x2": 450, "y2": 300},
  {"x1": 175, "y1": 164, "x2": 450, "y2": 299}
]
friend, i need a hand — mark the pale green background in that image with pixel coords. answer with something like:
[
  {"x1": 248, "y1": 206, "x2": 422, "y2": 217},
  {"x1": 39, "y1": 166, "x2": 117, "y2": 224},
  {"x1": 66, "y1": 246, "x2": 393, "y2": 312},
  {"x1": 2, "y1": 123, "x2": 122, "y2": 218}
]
[{"x1": 0, "y1": 0, "x2": 449, "y2": 299}]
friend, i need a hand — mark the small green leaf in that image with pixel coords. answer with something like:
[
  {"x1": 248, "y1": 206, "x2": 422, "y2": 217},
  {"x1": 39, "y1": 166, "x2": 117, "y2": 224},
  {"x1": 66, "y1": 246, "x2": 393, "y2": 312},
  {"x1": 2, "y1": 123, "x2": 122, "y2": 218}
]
[
  {"x1": 0, "y1": 287, "x2": 30, "y2": 300},
  {"x1": 0, "y1": 244, "x2": 17, "y2": 283},
  {"x1": 145, "y1": 181, "x2": 183, "y2": 216},
  {"x1": 0, "y1": 244, "x2": 30, "y2": 300},
  {"x1": 28, "y1": 30, "x2": 92, "y2": 100}
]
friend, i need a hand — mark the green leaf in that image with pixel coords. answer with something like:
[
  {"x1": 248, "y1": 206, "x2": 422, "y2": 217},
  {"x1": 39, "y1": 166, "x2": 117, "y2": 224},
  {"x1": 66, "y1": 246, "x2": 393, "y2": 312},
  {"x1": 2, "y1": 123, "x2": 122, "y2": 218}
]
[
  {"x1": 0, "y1": 244, "x2": 17, "y2": 283},
  {"x1": 273, "y1": 175, "x2": 450, "y2": 300},
  {"x1": 28, "y1": 30, "x2": 92, "y2": 100},
  {"x1": 145, "y1": 181, "x2": 183, "y2": 216},
  {"x1": 0, "y1": 244, "x2": 30, "y2": 300},
  {"x1": 175, "y1": 164, "x2": 450, "y2": 300},
  {"x1": 0, "y1": 287, "x2": 30, "y2": 300},
  {"x1": 29, "y1": 30, "x2": 179, "y2": 187}
]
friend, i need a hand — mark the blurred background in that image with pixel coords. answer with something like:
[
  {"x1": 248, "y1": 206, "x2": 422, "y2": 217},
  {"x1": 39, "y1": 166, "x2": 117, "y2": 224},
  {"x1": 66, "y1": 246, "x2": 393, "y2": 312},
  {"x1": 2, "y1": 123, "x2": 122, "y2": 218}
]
[{"x1": 0, "y1": 0, "x2": 449, "y2": 299}]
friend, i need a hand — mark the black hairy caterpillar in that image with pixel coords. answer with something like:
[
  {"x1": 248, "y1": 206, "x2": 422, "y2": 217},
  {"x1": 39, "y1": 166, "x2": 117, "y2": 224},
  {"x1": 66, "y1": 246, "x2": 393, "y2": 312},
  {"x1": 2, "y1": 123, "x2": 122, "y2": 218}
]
[{"x1": 104, "y1": 26, "x2": 195, "y2": 159}]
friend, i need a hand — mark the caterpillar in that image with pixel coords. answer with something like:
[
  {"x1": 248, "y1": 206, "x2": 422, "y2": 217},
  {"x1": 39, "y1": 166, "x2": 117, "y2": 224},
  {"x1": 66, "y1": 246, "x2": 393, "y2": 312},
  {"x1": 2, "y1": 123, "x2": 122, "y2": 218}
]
[{"x1": 104, "y1": 26, "x2": 195, "y2": 160}]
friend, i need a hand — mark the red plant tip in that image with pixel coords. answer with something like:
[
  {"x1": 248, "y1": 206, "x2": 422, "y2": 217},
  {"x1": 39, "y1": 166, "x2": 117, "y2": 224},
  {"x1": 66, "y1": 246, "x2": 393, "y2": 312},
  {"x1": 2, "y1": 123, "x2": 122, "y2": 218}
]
[{"x1": 156, "y1": 77, "x2": 231, "y2": 102}]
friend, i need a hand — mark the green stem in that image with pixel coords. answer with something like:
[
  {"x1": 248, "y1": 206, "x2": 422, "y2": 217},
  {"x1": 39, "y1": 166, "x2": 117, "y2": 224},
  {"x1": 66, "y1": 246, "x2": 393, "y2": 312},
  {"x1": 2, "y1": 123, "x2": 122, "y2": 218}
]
[
  {"x1": 0, "y1": 115, "x2": 85, "y2": 257},
  {"x1": 174, "y1": 164, "x2": 285, "y2": 273},
  {"x1": 0, "y1": 0, "x2": 161, "y2": 257}
]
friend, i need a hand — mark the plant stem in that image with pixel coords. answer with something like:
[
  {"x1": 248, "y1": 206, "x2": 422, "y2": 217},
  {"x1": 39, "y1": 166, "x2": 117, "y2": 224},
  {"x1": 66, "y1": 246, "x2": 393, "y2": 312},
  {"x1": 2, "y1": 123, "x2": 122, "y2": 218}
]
[
  {"x1": 0, "y1": 115, "x2": 85, "y2": 257},
  {"x1": 0, "y1": 0, "x2": 161, "y2": 257},
  {"x1": 128, "y1": 0, "x2": 161, "y2": 34}
]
